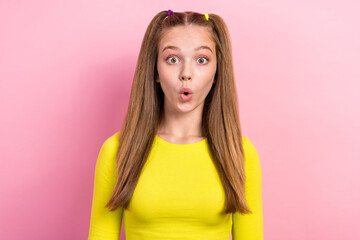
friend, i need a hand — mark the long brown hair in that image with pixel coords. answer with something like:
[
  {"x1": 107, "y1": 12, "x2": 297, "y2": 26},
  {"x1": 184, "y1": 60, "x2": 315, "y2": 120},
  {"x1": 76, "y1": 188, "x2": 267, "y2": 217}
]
[{"x1": 105, "y1": 10, "x2": 251, "y2": 215}]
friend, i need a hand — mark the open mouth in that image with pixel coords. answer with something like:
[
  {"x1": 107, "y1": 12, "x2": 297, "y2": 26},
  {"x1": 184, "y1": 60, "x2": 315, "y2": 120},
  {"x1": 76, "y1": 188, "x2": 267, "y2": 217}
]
[{"x1": 180, "y1": 92, "x2": 192, "y2": 101}]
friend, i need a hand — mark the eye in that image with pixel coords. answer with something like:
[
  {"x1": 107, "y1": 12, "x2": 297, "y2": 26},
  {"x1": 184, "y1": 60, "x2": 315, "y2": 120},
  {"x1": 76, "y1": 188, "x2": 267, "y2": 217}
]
[
  {"x1": 166, "y1": 56, "x2": 179, "y2": 64},
  {"x1": 165, "y1": 55, "x2": 209, "y2": 65},
  {"x1": 197, "y1": 57, "x2": 209, "y2": 65}
]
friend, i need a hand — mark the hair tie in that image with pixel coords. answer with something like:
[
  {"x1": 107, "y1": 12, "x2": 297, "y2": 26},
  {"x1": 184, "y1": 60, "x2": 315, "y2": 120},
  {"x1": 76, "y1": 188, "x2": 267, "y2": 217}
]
[
  {"x1": 204, "y1": 13, "x2": 209, "y2": 21},
  {"x1": 162, "y1": 9, "x2": 173, "y2": 23}
]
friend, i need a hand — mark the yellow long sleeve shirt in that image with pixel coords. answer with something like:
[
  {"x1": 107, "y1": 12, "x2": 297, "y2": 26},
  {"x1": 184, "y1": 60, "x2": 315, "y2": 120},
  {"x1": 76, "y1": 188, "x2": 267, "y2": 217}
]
[{"x1": 88, "y1": 132, "x2": 263, "y2": 239}]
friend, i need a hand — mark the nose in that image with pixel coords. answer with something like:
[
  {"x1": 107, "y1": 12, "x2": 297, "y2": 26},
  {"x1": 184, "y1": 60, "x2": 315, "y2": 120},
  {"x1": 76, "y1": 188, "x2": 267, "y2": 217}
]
[
  {"x1": 181, "y1": 75, "x2": 191, "y2": 81},
  {"x1": 180, "y1": 61, "x2": 192, "y2": 81}
]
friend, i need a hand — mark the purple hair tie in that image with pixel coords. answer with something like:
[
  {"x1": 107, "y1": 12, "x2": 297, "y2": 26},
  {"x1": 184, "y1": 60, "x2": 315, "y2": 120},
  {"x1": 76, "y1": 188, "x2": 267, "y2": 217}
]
[{"x1": 167, "y1": 9, "x2": 173, "y2": 16}]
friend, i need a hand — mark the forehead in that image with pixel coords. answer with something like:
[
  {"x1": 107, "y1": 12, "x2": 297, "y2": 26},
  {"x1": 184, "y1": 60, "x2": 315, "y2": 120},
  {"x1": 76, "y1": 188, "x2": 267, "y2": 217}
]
[{"x1": 159, "y1": 25, "x2": 215, "y2": 50}]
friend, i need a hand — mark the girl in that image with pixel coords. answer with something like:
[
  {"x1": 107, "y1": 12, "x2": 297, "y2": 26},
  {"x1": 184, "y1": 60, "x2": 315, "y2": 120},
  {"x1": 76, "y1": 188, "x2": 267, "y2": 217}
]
[{"x1": 88, "y1": 10, "x2": 263, "y2": 240}]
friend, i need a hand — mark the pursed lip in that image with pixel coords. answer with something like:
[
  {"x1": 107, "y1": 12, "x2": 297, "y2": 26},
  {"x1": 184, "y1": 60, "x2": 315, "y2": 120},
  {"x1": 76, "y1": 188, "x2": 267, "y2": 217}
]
[{"x1": 180, "y1": 87, "x2": 193, "y2": 94}]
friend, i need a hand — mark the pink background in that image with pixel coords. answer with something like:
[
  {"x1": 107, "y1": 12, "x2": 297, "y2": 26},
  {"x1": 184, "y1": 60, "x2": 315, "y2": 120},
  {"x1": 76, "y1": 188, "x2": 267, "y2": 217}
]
[{"x1": 1, "y1": 1, "x2": 359, "y2": 239}]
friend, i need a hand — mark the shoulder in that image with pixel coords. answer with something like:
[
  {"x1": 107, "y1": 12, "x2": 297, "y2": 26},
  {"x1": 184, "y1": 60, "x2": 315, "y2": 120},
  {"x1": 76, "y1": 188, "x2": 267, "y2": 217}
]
[
  {"x1": 102, "y1": 131, "x2": 121, "y2": 147},
  {"x1": 97, "y1": 131, "x2": 121, "y2": 160},
  {"x1": 241, "y1": 136, "x2": 261, "y2": 171},
  {"x1": 241, "y1": 136, "x2": 259, "y2": 156}
]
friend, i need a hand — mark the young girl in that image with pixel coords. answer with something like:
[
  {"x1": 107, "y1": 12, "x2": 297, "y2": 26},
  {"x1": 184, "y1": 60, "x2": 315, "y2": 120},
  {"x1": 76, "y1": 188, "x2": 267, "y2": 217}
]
[{"x1": 88, "y1": 10, "x2": 263, "y2": 240}]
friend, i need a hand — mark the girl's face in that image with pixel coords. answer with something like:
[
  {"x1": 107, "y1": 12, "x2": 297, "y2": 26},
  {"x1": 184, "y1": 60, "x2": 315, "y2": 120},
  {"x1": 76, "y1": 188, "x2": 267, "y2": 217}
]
[{"x1": 156, "y1": 25, "x2": 217, "y2": 114}]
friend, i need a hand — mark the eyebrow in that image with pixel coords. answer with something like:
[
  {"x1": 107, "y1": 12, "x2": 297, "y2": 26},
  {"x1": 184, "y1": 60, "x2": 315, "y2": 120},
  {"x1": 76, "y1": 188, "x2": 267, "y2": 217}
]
[{"x1": 162, "y1": 45, "x2": 213, "y2": 53}]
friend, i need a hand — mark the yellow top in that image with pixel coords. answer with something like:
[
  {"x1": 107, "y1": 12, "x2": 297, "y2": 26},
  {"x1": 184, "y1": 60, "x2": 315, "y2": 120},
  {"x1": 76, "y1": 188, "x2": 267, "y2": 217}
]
[{"x1": 88, "y1": 132, "x2": 263, "y2": 240}]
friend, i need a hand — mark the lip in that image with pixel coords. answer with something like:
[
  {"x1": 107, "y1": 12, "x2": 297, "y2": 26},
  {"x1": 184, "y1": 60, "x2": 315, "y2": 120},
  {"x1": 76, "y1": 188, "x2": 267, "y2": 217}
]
[
  {"x1": 180, "y1": 93, "x2": 192, "y2": 101},
  {"x1": 180, "y1": 87, "x2": 193, "y2": 94}
]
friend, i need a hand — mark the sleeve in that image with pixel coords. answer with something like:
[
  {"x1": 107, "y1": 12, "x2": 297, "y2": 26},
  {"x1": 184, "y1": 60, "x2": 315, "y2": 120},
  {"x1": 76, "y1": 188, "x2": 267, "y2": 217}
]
[
  {"x1": 88, "y1": 132, "x2": 123, "y2": 240},
  {"x1": 232, "y1": 137, "x2": 264, "y2": 240}
]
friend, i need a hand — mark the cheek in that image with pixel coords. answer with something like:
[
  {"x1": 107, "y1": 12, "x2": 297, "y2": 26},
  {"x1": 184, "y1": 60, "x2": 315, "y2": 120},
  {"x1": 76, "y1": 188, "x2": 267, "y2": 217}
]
[
  {"x1": 200, "y1": 65, "x2": 216, "y2": 91},
  {"x1": 157, "y1": 61, "x2": 173, "y2": 79},
  {"x1": 200, "y1": 64, "x2": 216, "y2": 82},
  {"x1": 156, "y1": 64, "x2": 174, "y2": 93},
  {"x1": 156, "y1": 60, "x2": 163, "y2": 77}
]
